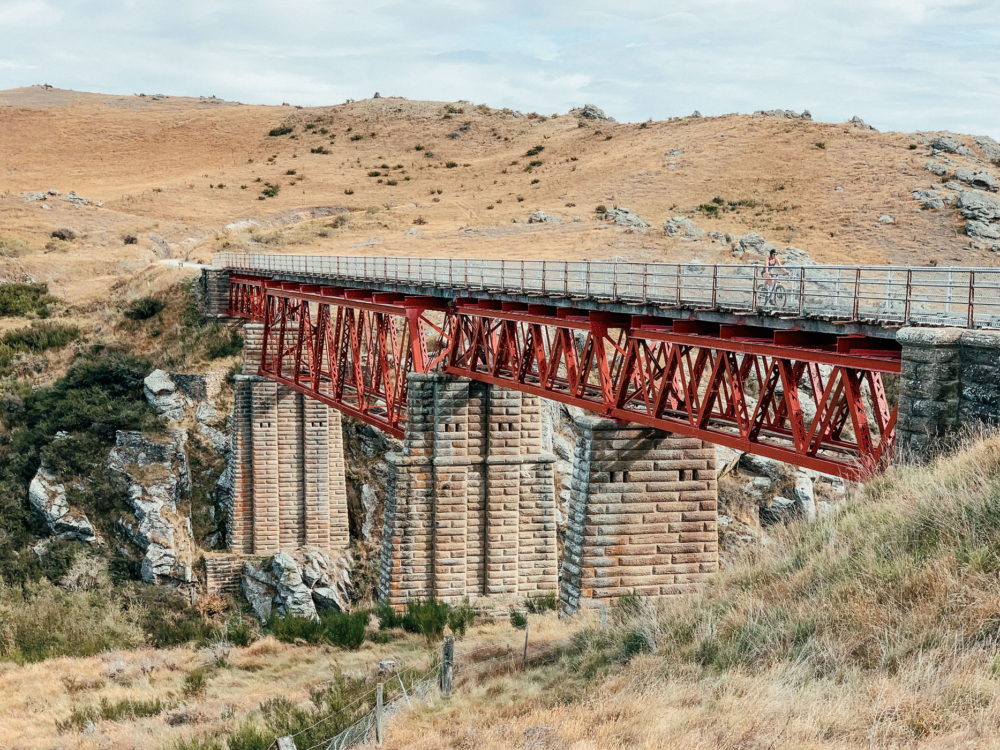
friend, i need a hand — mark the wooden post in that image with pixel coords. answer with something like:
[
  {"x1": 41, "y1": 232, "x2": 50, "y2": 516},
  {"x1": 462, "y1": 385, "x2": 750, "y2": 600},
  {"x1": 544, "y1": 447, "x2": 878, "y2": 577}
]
[
  {"x1": 376, "y1": 682, "x2": 384, "y2": 746},
  {"x1": 522, "y1": 621, "x2": 530, "y2": 668},
  {"x1": 441, "y1": 636, "x2": 454, "y2": 695},
  {"x1": 601, "y1": 607, "x2": 609, "y2": 631}
]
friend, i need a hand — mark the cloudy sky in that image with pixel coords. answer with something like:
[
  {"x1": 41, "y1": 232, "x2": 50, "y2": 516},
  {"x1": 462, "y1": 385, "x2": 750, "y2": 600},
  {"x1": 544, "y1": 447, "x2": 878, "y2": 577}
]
[{"x1": 1, "y1": 0, "x2": 998, "y2": 135}]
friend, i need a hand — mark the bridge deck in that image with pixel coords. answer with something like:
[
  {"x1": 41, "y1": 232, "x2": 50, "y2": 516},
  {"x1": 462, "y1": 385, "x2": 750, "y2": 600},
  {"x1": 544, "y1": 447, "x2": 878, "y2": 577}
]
[{"x1": 214, "y1": 253, "x2": 1000, "y2": 332}]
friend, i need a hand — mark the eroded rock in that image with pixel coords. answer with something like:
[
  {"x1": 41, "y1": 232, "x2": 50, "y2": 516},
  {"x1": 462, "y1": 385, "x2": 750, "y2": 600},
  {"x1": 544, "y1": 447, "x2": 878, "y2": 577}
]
[
  {"x1": 663, "y1": 216, "x2": 704, "y2": 239},
  {"x1": 28, "y1": 464, "x2": 97, "y2": 544}
]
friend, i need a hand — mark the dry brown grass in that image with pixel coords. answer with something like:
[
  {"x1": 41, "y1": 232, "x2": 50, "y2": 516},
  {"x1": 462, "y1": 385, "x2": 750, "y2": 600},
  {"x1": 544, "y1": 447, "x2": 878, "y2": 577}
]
[{"x1": 381, "y1": 434, "x2": 1000, "y2": 749}]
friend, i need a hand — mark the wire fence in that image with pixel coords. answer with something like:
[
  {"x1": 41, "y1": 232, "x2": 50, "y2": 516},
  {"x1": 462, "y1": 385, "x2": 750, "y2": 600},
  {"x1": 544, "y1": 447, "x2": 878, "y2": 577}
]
[
  {"x1": 214, "y1": 253, "x2": 1000, "y2": 330},
  {"x1": 269, "y1": 629, "x2": 585, "y2": 750}
]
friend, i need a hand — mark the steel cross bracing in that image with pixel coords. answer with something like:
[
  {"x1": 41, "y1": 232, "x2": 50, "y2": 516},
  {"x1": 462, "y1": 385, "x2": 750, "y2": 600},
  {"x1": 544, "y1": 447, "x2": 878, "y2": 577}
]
[{"x1": 228, "y1": 273, "x2": 901, "y2": 479}]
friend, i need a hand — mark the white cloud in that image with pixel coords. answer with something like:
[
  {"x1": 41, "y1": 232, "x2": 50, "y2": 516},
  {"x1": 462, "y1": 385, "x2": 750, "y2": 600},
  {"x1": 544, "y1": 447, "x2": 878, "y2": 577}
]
[{"x1": 0, "y1": 0, "x2": 996, "y2": 135}]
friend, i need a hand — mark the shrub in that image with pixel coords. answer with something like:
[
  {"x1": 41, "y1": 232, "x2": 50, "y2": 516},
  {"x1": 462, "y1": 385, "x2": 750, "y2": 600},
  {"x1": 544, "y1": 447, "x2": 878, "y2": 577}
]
[
  {"x1": 269, "y1": 609, "x2": 369, "y2": 650},
  {"x1": 123, "y1": 296, "x2": 165, "y2": 321},
  {"x1": 123, "y1": 234, "x2": 138, "y2": 245},
  {"x1": 524, "y1": 594, "x2": 557, "y2": 614},
  {"x1": 310, "y1": 146, "x2": 329, "y2": 154},
  {"x1": 445, "y1": 162, "x2": 458, "y2": 168},
  {"x1": 170, "y1": 738, "x2": 224, "y2": 750},
  {"x1": 0, "y1": 322, "x2": 79, "y2": 376},
  {"x1": 350, "y1": 134, "x2": 363, "y2": 141},
  {"x1": 413, "y1": 216, "x2": 427, "y2": 225},
  {"x1": 509, "y1": 608, "x2": 528, "y2": 629},
  {"x1": 344, "y1": 188, "x2": 354, "y2": 195},
  {"x1": 0, "y1": 234, "x2": 34, "y2": 258},
  {"x1": 262, "y1": 183, "x2": 281, "y2": 198},
  {"x1": 414, "y1": 144, "x2": 424, "y2": 151},
  {"x1": 909, "y1": 144, "x2": 918, "y2": 150},
  {"x1": 386, "y1": 180, "x2": 398, "y2": 186},
  {"x1": 58, "y1": 696, "x2": 167, "y2": 731},
  {"x1": 305, "y1": 123, "x2": 316, "y2": 130},
  {"x1": 525, "y1": 145, "x2": 544, "y2": 156},
  {"x1": 268, "y1": 126, "x2": 293, "y2": 136},
  {"x1": 183, "y1": 667, "x2": 210, "y2": 696},
  {"x1": 206, "y1": 328, "x2": 244, "y2": 359},
  {"x1": 368, "y1": 170, "x2": 382, "y2": 177},
  {"x1": 530, "y1": 179, "x2": 539, "y2": 184},
  {"x1": 815, "y1": 141, "x2": 826, "y2": 149},
  {"x1": 0, "y1": 283, "x2": 54, "y2": 318},
  {"x1": 285, "y1": 169, "x2": 296, "y2": 176}
]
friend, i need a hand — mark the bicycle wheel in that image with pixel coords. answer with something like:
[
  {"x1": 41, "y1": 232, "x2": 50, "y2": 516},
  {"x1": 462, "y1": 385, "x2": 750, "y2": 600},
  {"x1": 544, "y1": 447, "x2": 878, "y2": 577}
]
[{"x1": 772, "y1": 284, "x2": 787, "y2": 309}]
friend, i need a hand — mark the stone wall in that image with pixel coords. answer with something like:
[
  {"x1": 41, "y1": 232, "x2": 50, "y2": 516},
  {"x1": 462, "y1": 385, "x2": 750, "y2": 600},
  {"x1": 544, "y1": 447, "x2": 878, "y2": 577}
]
[
  {"x1": 897, "y1": 327, "x2": 1000, "y2": 454},
  {"x1": 560, "y1": 417, "x2": 718, "y2": 615},
  {"x1": 201, "y1": 268, "x2": 231, "y2": 318},
  {"x1": 379, "y1": 374, "x2": 558, "y2": 606}
]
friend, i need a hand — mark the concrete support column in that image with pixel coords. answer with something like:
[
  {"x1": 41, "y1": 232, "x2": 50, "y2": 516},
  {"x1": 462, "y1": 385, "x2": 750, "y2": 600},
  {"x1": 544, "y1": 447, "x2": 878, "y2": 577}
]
[
  {"x1": 560, "y1": 417, "x2": 718, "y2": 615},
  {"x1": 250, "y1": 379, "x2": 280, "y2": 555},
  {"x1": 896, "y1": 327, "x2": 962, "y2": 456}
]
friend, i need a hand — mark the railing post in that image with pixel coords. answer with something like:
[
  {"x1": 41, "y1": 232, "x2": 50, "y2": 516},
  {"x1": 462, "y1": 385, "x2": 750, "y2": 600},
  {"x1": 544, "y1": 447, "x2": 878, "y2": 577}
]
[
  {"x1": 441, "y1": 636, "x2": 454, "y2": 695},
  {"x1": 751, "y1": 265, "x2": 758, "y2": 310},
  {"x1": 969, "y1": 270, "x2": 976, "y2": 328},
  {"x1": 711, "y1": 265, "x2": 718, "y2": 308},
  {"x1": 797, "y1": 267, "x2": 805, "y2": 316},
  {"x1": 376, "y1": 682, "x2": 383, "y2": 745},
  {"x1": 904, "y1": 269, "x2": 912, "y2": 324},
  {"x1": 853, "y1": 268, "x2": 861, "y2": 320},
  {"x1": 642, "y1": 263, "x2": 648, "y2": 304},
  {"x1": 675, "y1": 265, "x2": 681, "y2": 307}
]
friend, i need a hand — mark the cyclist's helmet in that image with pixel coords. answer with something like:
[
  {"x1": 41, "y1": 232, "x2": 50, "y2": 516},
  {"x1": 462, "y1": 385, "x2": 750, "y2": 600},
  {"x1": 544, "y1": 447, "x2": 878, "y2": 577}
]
[{"x1": 769, "y1": 249, "x2": 777, "y2": 257}]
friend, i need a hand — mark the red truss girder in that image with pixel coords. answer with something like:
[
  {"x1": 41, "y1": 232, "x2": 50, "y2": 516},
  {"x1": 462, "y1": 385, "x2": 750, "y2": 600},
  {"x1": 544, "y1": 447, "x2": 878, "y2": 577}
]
[{"x1": 227, "y1": 275, "x2": 901, "y2": 479}]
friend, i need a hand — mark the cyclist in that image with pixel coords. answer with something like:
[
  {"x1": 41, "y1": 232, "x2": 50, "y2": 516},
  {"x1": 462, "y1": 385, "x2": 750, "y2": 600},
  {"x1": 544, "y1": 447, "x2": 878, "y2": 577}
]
[{"x1": 761, "y1": 248, "x2": 788, "y2": 305}]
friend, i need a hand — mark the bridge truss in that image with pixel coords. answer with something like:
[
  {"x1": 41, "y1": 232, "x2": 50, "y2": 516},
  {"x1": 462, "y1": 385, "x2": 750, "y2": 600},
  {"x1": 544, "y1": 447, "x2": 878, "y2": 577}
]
[{"x1": 228, "y1": 273, "x2": 901, "y2": 479}]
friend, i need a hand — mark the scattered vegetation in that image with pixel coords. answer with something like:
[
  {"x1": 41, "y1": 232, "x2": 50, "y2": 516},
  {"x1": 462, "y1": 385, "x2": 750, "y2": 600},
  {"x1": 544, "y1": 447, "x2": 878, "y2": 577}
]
[
  {"x1": 261, "y1": 183, "x2": 281, "y2": 198},
  {"x1": 445, "y1": 162, "x2": 458, "y2": 169},
  {"x1": 525, "y1": 145, "x2": 544, "y2": 157},
  {"x1": 268, "y1": 609, "x2": 369, "y2": 650},
  {"x1": 376, "y1": 598, "x2": 475, "y2": 641},
  {"x1": 0, "y1": 283, "x2": 57, "y2": 317},
  {"x1": 0, "y1": 322, "x2": 79, "y2": 377},
  {"x1": 0, "y1": 233, "x2": 35, "y2": 258},
  {"x1": 123, "y1": 296, "x2": 165, "y2": 321},
  {"x1": 58, "y1": 696, "x2": 167, "y2": 731},
  {"x1": 815, "y1": 141, "x2": 826, "y2": 149},
  {"x1": 268, "y1": 126, "x2": 293, "y2": 137}
]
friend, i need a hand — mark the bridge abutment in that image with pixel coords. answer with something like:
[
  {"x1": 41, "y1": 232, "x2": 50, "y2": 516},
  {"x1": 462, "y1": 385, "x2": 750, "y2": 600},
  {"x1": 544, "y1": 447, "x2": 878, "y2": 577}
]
[
  {"x1": 560, "y1": 417, "x2": 718, "y2": 615},
  {"x1": 378, "y1": 374, "x2": 559, "y2": 606}
]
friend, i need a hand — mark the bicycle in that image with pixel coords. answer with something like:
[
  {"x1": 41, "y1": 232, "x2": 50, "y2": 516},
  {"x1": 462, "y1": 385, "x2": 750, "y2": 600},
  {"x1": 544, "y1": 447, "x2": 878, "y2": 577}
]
[{"x1": 759, "y1": 278, "x2": 788, "y2": 309}]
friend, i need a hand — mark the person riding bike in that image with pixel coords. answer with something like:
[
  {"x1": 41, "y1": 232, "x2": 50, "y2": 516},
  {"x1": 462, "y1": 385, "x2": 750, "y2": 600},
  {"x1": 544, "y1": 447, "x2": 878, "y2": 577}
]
[{"x1": 761, "y1": 248, "x2": 789, "y2": 304}]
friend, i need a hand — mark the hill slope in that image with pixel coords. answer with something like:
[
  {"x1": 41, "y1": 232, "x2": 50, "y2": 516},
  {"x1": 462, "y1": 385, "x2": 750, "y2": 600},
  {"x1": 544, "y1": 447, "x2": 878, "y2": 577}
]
[{"x1": 2, "y1": 86, "x2": 999, "y2": 310}]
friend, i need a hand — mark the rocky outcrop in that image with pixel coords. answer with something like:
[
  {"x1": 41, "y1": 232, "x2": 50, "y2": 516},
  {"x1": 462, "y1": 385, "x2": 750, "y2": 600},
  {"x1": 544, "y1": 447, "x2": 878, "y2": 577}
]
[
  {"x1": 752, "y1": 109, "x2": 811, "y2": 120},
  {"x1": 848, "y1": 116, "x2": 877, "y2": 131},
  {"x1": 603, "y1": 207, "x2": 649, "y2": 229},
  {"x1": 958, "y1": 190, "x2": 1000, "y2": 222},
  {"x1": 571, "y1": 104, "x2": 614, "y2": 122},
  {"x1": 527, "y1": 211, "x2": 560, "y2": 224},
  {"x1": 975, "y1": 135, "x2": 1000, "y2": 165},
  {"x1": 144, "y1": 370, "x2": 186, "y2": 421},
  {"x1": 241, "y1": 550, "x2": 354, "y2": 622},
  {"x1": 28, "y1": 463, "x2": 97, "y2": 544},
  {"x1": 932, "y1": 135, "x2": 975, "y2": 158},
  {"x1": 734, "y1": 231, "x2": 775, "y2": 258},
  {"x1": 955, "y1": 167, "x2": 1000, "y2": 193},
  {"x1": 109, "y1": 430, "x2": 194, "y2": 584},
  {"x1": 663, "y1": 216, "x2": 705, "y2": 239}
]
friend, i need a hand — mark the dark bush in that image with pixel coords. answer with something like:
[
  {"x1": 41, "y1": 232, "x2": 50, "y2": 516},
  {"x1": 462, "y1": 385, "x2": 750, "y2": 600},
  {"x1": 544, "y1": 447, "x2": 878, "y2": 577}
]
[
  {"x1": 123, "y1": 296, "x2": 165, "y2": 321},
  {"x1": 206, "y1": 328, "x2": 244, "y2": 359},
  {"x1": 524, "y1": 594, "x2": 557, "y2": 614},
  {"x1": 0, "y1": 283, "x2": 54, "y2": 317},
  {"x1": 269, "y1": 609, "x2": 369, "y2": 650},
  {"x1": 510, "y1": 608, "x2": 528, "y2": 629},
  {"x1": 123, "y1": 235, "x2": 138, "y2": 245},
  {"x1": 268, "y1": 126, "x2": 293, "y2": 137},
  {"x1": 262, "y1": 183, "x2": 281, "y2": 198}
]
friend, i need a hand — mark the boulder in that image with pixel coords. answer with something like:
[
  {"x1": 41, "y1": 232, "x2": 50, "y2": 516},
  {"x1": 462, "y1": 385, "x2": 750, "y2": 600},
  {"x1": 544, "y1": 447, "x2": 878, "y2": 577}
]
[
  {"x1": 242, "y1": 561, "x2": 278, "y2": 623},
  {"x1": 783, "y1": 246, "x2": 816, "y2": 266},
  {"x1": 932, "y1": 135, "x2": 975, "y2": 157},
  {"x1": 361, "y1": 483, "x2": 379, "y2": 541},
  {"x1": 741, "y1": 452, "x2": 784, "y2": 479},
  {"x1": 848, "y1": 116, "x2": 877, "y2": 131},
  {"x1": 149, "y1": 234, "x2": 171, "y2": 257},
  {"x1": 958, "y1": 191, "x2": 1000, "y2": 222},
  {"x1": 313, "y1": 586, "x2": 348, "y2": 612},
  {"x1": 272, "y1": 552, "x2": 318, "y2": 620},
  {"x1": 24, "y1": 192, "x2": 46, "y2": 201},
  {"x1": 28, "y1": 464, "x2": 98, "y2": 544},
  {"x1": 975, "y1": 135, "x2": 1000, "y2": 165},
  {"x1": 752, "y1": 109, "x2": 812, "y2": 120},
  {"x1": 571, "y1": 104, "x2": 614, "y2": 122},
  {"x1": 955, "y1": 167, "x2": 1000, "y2": 193},
  {"x1": 663, "y1": 216, "x2": 705, "y2": 239},
  {"x1": 793, "y1": 473, "x2": 816, "y2": 522},
  {"x1": 736, "y1": 231, "x2": 775, "y2": 257},
  {"x1": 924, "y1": 161, "x2": 949, "y2": 177},
  {"x1": 528, "y1": 211, "x2": 559, "y2": 224},
  {"x1": 716, "y1": 445, "x2": 743, "y2": 478},
  {"x1": 878, "y1": 215, "x2": 895, "y2": 224},
  {"x1": 604, "y1": 207, "x2": 649, "y2": 229},
  {"x1": 144, "y1": 370, "x2": 186, "y2": 421},
  {"x1": 759, "y1": 496, "x2": 797, "y2": 526}
]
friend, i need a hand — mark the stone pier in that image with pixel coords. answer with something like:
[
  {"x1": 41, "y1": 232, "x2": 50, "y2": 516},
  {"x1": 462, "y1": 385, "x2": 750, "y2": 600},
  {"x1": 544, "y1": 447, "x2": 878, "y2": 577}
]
[
  {"x1": 378, "y1": 374, "x2": 558, "y2": 606},
  {"x1": 897, "y1": 327, "x2": 1000, "y2": 454},
  {"x1": 560, "y1": 417, "x2": 718, "y2": 615}
]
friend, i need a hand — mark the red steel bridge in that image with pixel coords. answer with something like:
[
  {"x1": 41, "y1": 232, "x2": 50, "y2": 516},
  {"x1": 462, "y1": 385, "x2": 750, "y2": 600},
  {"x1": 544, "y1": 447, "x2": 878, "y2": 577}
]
[{"x1": 210, "y1": 254, "x2": 943, "y2": 480}]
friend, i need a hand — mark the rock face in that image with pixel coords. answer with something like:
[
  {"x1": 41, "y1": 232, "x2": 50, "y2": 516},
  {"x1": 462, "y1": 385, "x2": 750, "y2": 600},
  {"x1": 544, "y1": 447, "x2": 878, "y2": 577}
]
[
  {"x1": 912, "y1": 189, "x2": 945, "y2": 210},
  {"x1": 924, "y1": 161, "x2": 949, "y2": 177},
  {"x1": 663, "y1": 216, "x2": 705, "y2": 238},
  {"x1": 967, "y1": 221, "x2": 1000, "y2": 240},
  {"x1": 527, "y1": 211, "x2": 560, "y2": 224},
  {"x1": 849, "y1": 116, "x2": 877, "y2": 131},
  {"x1": 955, "y1": 167, "x2": 1000, "y2": 193},
  {"x1": 28, "y1": 464, "x2": 97, "y2": 544},
  {"x1": 736, "y1": 231, "x2": 775, "y2": 258},
  {"x1": 241, "y1": 550, "x2": 353, "y2": 622},
  {"x1": 603, "y1": 206, "x2": 649, "y2": 229},
  {"x1": 109, "y1": 430, "x2": 194, "y2": 584}
]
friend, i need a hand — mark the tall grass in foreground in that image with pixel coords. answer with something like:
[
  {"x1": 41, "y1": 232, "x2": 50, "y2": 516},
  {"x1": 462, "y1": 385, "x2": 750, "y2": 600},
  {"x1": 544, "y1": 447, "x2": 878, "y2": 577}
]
[{"x1": 565, "y1": 432, "x2": 1000, "y2": 744}]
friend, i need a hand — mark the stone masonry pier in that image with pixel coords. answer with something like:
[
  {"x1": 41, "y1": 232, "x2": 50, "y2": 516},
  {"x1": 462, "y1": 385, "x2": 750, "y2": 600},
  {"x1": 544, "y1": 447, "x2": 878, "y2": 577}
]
[
  {"x1": 379, "y1": 374, "x2": 559, "y2": 605},
  {"x1": 560, "y1": 417, "x2": 718, "y2": 614}
]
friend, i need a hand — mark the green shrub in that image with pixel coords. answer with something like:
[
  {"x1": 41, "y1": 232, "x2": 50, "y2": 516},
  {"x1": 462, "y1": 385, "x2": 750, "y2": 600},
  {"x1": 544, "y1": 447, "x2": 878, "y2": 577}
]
[
  {"x1": 0, "y1": 283, "x2": 54, "y2": 317},
  {"x1": 169, "y1": 737, "x2": 224, "y2": 750},
  {"x1": 268, "y1": 609, "x2": 369, "y2": 650},
  {"x1": 310, "y1": 146, "x2": 329, "y2": 154},
  {"x1": 268, "y1": 126, "x2": 293, "y2": 137},
  {"x1": 510, "y1": 608, "x2": 528, "y2": 629},
  {"x1": 0, "y1": 322, "x2": 79, "y2": 376},
  {"x1": 445, "y1": 162, "x2": 458, "y2": 168},
  {"x1": 183, "y1": 667, "x2": 210, "y2": 696},
  {"x1": 262, "y1": 183, "x2": 281, "y2": 198},
  {"x1": 124, "y1": 296, "x2": 165, "y2": 321},
  {"x1": 525, "y1": 145, "x2": 544, "y2": 156},
  {"x1": 368, "y1": 170, "x2": 382, "y2": 177},
  {"x1": 0, "y1": 234, "x2": 34, "y2": 258},
  {"x1": 206, "y1": 328, "x2": 244, "y2": 359},
  {"x1": 58, "y1": 697, "x2": 167, "y2": 731},
  {"x1": 447, "y1": 599, "x2": 476, "y2": 636},
  {"x1": 350, "y1": 134, "x2": 363, "y2": 141},
  {"x1": 524, "y1": 594, "x2": 557, "y2": 614}
]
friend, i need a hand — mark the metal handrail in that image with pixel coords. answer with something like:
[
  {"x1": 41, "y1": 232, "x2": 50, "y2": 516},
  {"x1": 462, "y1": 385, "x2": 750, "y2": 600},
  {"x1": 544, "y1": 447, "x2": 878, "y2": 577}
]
[{"x1": 212, "y1": 253, "x2": 1000, "y2": 329}]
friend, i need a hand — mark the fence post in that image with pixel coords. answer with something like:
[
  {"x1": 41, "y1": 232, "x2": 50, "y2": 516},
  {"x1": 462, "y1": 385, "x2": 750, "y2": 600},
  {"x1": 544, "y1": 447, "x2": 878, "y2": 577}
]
[
  {"x1": 276, "y1": 737, "x2": 297, "y2": 750},
  {"x1": 376, "y1": 682, "x2": 384, "y2": 745},
  {"x1": 522, "y1": 621, "x2": 530, "y2": 668},
  {"x1": 441, "y1": 636, "x2": 454, "y2": 695}
]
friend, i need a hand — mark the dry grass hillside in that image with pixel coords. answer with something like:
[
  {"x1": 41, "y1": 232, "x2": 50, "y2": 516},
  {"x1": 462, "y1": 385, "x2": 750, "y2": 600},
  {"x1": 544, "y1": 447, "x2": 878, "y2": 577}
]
[{"x1": 2, "y1": 85, "x2": 997, "y2": 314}]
